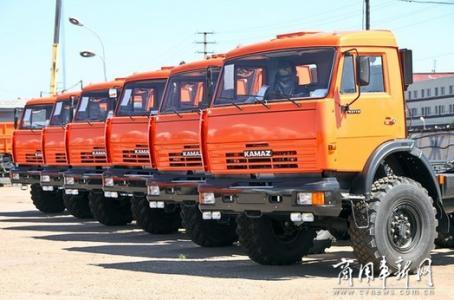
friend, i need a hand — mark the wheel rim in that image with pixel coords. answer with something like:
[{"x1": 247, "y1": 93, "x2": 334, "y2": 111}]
[
  {"x1": 387, "y1": 201, "x2": 422, "y2": 253},
  {"x1": 270, "y1": 219, "x2": 299, "y2": 243}
]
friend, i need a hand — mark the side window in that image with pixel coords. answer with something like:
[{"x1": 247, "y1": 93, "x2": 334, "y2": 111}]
[
  {"x1": 360, "y1": 56, "x2": 384, "y2": 93},
  {"x1": 340, "y1": 55, "x2": 356, "y2": 94}
]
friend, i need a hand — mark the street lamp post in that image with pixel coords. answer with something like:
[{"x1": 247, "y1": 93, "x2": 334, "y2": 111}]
[
  {"x1": 420, "y1": 116, "x2": 426, "y2": 131},
  {"x1": 69, "y1": 17, "x2": 107, "y2": 81},
  {"x1": 79, "y1": 50, "x2": 107, "y2": 81}
]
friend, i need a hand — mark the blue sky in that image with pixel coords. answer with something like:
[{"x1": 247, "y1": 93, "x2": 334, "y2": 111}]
[{"x1": 1, "y1": 0, "x2": 453, "y2": 100}]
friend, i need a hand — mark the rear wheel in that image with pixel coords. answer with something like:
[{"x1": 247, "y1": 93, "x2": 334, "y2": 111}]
[
  {"x1": 180, "y1": 204, "x2": 237, "y2": 247},
  {"x1": 237, "y1": 214, "x2": 316, "y2": 265},
  {"x1": 131, "y1": 195, "x2": 181, "y2": 234},
  {"x1": 88, "y1": 190, "x2": 132, "y2": 226},
  {"x1": 30, "y1": 183, "x2": 65, "y2": 213},
  {"x1": 63, "y1": 192, "x2": 92, "y2": 219},
  {"x1": 349, "y1": 176, "x2": 437, "y2": 272}
]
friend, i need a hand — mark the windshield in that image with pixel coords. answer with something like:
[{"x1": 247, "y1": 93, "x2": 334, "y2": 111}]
[
  {"x1": 49, "y1": 99, "x2": 77, "y2": 126},
  {"x1": 116, "y1": 80, "x2": 166, "y2": 116},
  {"x1": 214, "y1": 48, "x2": 335, "y2": 105},
  {"x1": 160, "y1": 68, "x2": 220, "y2": 113},
  {"x1": 20, "y1": 104, "x2": 53, "y2": 129},
  {"x1": 74, "y1": 91, "x2": 115, "y2": 122}
]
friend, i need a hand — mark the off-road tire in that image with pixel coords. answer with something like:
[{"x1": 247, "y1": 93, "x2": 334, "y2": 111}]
[
  {"x1": 180, "y1": 204, "x2": 237, "y2": 247},
  {"x1": 131, "y1": 195, "x2": 181, "y2": 234},
  {"x1": 237, "y1": 214, "x2": 316, "y2": 265},
  {"x1": 30, "y1": 183, "x2": 65, "y2": 213},
  {"x1": 63, "y1": 192, "x2": 92, "y2": 219},
  {"x1": 349, "y1": 176, "x2": 437, "y2": 272},
  {"x1": 88, "y1": 190, "x2": 133, "y2": 226},
  {"x1": 309, "y1": 230, "x2": 334, "y2": 254}
]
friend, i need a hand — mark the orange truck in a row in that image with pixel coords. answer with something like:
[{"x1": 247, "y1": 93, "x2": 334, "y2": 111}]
[{"x1": 10, "y1": 30, "x2": 454, "y2": 270}]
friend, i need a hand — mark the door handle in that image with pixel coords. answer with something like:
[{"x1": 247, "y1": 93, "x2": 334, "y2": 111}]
[{"x1": 384, "y1": 117, "x2": 396, "y2": 126}]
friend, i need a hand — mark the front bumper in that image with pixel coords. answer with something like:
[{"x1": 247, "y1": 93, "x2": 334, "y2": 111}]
[
  {"x1": 39, "y1": 167, "x2": 67, "y2": 189},
  {"x1": 145, "y1": 173, "x2": 205, "y2": 205},
  {"x1": 63, "y1": 168, "x2": 104, "y2": 194},
  {"x1": 10, "y1": 166, "x2": 42, "y2": 185},
  {"x1": 102, "y1": 168, "x2": 154, "y2": 197},
  {"x1": 198, "y1": 175, "x2": 344, "y2": 217}
]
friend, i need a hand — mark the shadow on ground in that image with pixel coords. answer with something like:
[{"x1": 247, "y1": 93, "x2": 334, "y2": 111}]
[{"x1": 1, "y1": 208, "x2": 453, "y2": 281}]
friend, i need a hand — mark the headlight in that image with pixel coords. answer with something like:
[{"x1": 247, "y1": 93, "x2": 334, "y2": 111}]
[
  {"x1": 65, "y1": 176, "x2": 75, "y2": 185},
  {"x1": 12, "y1": 173, "x2": 20, "y2": 180},
  {"x1": 147, "y1": 185, "x2": 160, "y2": 196},
  {"x1": 199, "y1": 192, "x2": 215, "y2": 204},
  {"x1": 104, "y1": 177, "x2": 114, "y2": 187},
  {"x1": 296, "y1": 192, "x2": 312, "y2": 205},
  {"x1": 40, "y1": 175, "x2": 51, "y2": 182}
]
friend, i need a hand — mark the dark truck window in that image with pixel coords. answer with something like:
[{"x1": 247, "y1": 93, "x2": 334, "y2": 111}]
[
  {"x1": 0, "y1": 109, "x2": 15, "y2": 122},
  {"x1": 214, "y1": 48, "x2": 335, "y2": 105},
  {"x1": 116, "y1": 80, "x2": 166, "y2": 116},
  {"x1": 20, "y1": 104, "x2": 53, "y2": 129},
  {"x1": 74, "y1": 91, "x2": 115, "y2": 122},
  {"x1": 340, "y1": 55, "x2": 356, "y2": 94},
  {"x1": 160, "y1": 68, "x2": 220, "y2": 113},
  {"x1": 360, "y1": 56, "x2": 385, "y2": 93},
  {"x1": 49, "y1": 99, "x2": 77, "y2": 126}
]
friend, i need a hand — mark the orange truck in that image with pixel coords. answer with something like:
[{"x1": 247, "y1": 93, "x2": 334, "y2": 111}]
[
  {"x1": 197, "y1": 30, "x2": 454, "y2": 269},
  {"x1": 0, "y1": 108, "x2": 16, "y2": 183},
  {"x1": 133, "y1": 55, "x2": 237, "y2": 244},
  {"x1": 62, "y1": 79, "x2": 130, "y2": 225},
  {"x1": 11, "y1": 96, "x2": 66, "y2": 212},
  {"x1": 38, "y1": 91, "x2": 82, "y2": 212},
  {"x1": 101, "y1": 68, "x2": 171, "y2": 200}
]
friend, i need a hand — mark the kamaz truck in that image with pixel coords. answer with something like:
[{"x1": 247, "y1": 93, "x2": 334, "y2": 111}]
[
  {"x1": 63, "y1": 79, "x2": 128, "y2": 224},
  {"x1": 11, "y1": 96, "x2": 65, "y2": 213},
  {"x1": 198, "y1": 30, "x2": 454, "y2": 270}
]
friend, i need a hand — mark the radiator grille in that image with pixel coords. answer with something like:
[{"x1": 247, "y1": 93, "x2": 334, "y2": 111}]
[
  {"x1": 25, "y1": 152, "x2": 43, "y2": 164},
  {"x1": 55, "y1": 153, "x2": 66, "y2": 163},
  {"x1": 168, "y1": 144, "x2": 202, "y2": 168},
  {"x1": 122, "y1": 144, "x2": 150, "y2": 163},
  {"x1": 80, "y1": 147, "x2": 107, "y2": 164}
]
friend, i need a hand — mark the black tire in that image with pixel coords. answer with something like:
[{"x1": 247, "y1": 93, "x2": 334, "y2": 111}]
[
  {"x1": 88, "y1": 190, "x2": 133, "y2": 226},
  {"x1": 435, "y1": 213, "x2": 454, "y2": 248},
  {"x1": 237, "y1": 214, "x2": 316, "y2": 265},
  {"x1": 63, "y1": 192, "x2": 92, "y2": 219},
  {"x1": 30, "y1": 183, "x2": 65, "y2": 213},
  {"x1": 308, "y1": 230, "x2": 334, "y2": 254},
  {"x1": 130, "y1": 195, "x2": 181, "y2": 234},
  {"x1": 349, "y1": 176, "x2": 437, "y2": 272},
  {"x1": 180, "y1": 204, "x2": 237, "y2": 247}
]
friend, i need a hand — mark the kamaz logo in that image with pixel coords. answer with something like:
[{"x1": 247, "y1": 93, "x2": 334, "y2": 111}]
[
  {"x1": 92, "y1": 150, "x2": 106, "y2": 157},
  {"x1": 182, "y1": 150, "x2": 201, "y2": 157},
  {"x1": 35, "y1": 151, "x2": 43, "y2": 158},
  {"x1": 243, "y1": 150, "x2": 273, "y2": 158},
  {"x1": 134, "y1": 149, "x2": 149, "y2": 155}
]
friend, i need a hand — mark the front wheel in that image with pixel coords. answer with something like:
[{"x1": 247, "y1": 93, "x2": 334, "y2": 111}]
[
  {"x1": 30, "y1": 183, "x2": 65, "y2": 213},
  {"x1": 88, "y1": 191, "x2": 133, "y2": 226},
  {"x1": 349, "y1": 176, "x2": 437, "y2": 272},
  {"x1": 237, "y1": 214, "x2": 316, "y2": 265},
  {"x1": 131, "y1": 195, "x2": 181, "y2": 234},
  {"x1": 63, "y1": 192, "x2": 92, "y2": 219},
  {"x1": 180, "y1": 205, "x2": 237, "y2": 247}
]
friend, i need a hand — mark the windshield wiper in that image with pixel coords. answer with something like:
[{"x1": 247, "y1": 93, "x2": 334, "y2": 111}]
[
  {"x1": 282, "y1": 97, "x2": 301, "y2": 108},
  {"x1": 173, "y1": 109, "x2": 183, "y2": 118}
]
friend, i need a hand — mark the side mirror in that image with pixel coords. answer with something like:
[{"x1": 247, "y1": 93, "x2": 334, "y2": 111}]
[
  {"x1": 356, "y1": 56, "x2": 370, "y2": 86},
  {"x1": 400, "y1": 48, "x2": 413, "y2": 90},
  {"x1": 108, "y1": 88, "x2": 118, "y2": 99},
  {"x1": 13, "y1": 108, "x2": 22, "y2": 129}
]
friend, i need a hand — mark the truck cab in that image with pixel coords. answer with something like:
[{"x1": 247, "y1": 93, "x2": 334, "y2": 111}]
[
  {"x1": 198, "y1": 30, "x2": 453, "y2": 269},
  {"x1": 11, "y1": 96, "x2": 56, "y2": 185},
  {"x1": 40, "y1": 91, "x2": 80, "y2": 191},
  {"x1": 102, "y1": 68, "x2": 171, "y2": 199}
]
